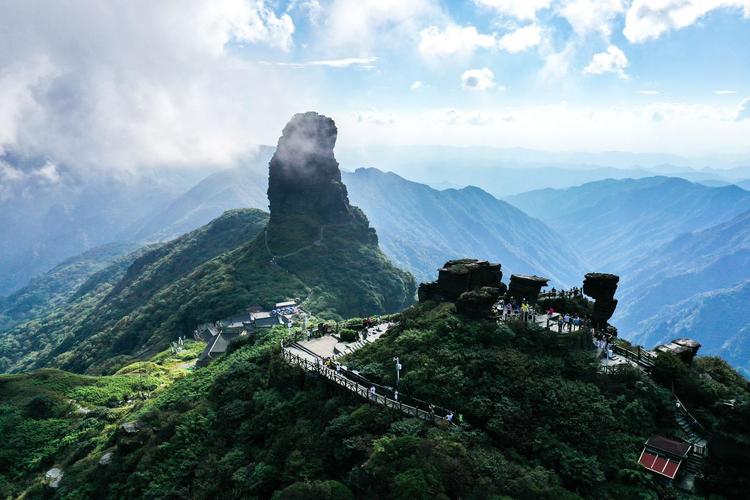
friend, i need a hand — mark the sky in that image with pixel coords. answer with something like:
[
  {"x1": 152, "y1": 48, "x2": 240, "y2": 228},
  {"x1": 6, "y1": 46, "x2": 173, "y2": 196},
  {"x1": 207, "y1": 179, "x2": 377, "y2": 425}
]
[{"x1": 1, "y1": 0, "x2": 749, "y2": 176}]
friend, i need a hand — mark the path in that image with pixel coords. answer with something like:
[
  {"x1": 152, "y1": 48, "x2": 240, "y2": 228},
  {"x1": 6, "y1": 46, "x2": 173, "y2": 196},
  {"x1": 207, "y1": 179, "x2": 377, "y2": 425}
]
[
  {"x1": 498, "y1": 312, "x2": 583, "y2": 333},
  {"x1": 280, "y1": 323, "x2": 454, "y2": 424}
]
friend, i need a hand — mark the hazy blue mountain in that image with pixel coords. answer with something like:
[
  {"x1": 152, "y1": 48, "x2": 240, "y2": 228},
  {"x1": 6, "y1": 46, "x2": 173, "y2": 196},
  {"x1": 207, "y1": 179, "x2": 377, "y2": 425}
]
[
  {"x1": 614, "y1": 210, "x2": 750, "y2": 368},
  {"x1": 0, "y1": 242, "x2": 140, "y2": 331},
  {"x1": 632, "y1": 281, "x2": 750, "y2": 376},
  {"x1": 506, "y1": 177, "x2": 750, "y2": 271},
  {"x1": 0, "y1": 153, "x2": 203, "y2": 296},
  {"x1": 342, "y1": 168, "x2": 586, "y2": 286},
  {"x1": 130, "y1": 147, "x2": 273, "y2": 242},
  {"x1": 337, "y1": 145, "x2": 738, "y2": 197}
]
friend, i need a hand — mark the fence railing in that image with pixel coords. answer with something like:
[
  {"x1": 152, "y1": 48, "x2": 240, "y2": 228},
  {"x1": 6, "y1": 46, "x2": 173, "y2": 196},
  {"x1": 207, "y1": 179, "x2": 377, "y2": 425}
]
[
  {"x1": 611, "y1": 343, "x2": 655, "y2": 368},
  {"x1": 280, "y1": 346, "x2": 450, "y2": 423}
]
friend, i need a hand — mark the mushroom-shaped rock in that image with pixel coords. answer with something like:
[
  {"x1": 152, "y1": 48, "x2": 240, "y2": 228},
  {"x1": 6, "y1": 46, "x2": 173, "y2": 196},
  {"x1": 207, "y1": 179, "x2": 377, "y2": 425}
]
[
  {"x1": 419, "y1": 259, "x2": 503, "y2": 302},
  {"x1": 507, "y1": 274, "x2": 549, "y2": 303},
  {"x1": 583, "y1": 273, "x2": 619, "y2": 328}
]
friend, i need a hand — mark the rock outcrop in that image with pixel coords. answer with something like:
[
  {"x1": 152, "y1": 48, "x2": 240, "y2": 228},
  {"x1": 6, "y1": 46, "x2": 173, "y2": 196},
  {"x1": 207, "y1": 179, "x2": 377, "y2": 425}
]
[
  {"x1": 419, "y1": 259, "x2": 504, "y2": 317},
  {"x1": 267, "y1": 112, "x2": 375, "y2": 244},
  {"x1": 456, "y1": 287, "x2": 503, "y2": 319},
  {"x1": 508, "y1": 274, "x2": 549, "y2": 303},
  {"x1": 583, "y1": 273, "x2": 619, "y2": 328}
]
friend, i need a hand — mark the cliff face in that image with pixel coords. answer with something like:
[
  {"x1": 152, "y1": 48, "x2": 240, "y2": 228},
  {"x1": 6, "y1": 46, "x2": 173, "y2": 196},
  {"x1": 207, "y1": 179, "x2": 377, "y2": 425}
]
[{"x1": 267, "y1": 112, "x2": 374, "y2": 246}]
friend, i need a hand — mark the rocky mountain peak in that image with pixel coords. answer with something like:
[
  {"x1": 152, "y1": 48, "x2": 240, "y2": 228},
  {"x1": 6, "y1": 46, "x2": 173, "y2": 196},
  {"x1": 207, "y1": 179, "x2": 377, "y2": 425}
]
[{"x1": 267, "y1": 112, "x2": 352, "y2": 226}]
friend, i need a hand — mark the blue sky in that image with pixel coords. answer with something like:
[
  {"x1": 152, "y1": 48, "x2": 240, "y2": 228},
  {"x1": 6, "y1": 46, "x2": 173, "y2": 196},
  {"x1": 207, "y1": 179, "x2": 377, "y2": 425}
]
[
  {"x1": 1, "y1": 0, "x2": 749, "y2": 172},
  {"x1": 245, "y1": 0, "x2": 750, "y2": 156}
]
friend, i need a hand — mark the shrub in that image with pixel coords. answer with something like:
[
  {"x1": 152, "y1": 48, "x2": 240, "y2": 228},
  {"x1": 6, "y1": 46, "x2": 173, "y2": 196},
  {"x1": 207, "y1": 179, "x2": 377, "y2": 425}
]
[{"x1": 339, "y1": 329, "x2": 359, "y2": 343}]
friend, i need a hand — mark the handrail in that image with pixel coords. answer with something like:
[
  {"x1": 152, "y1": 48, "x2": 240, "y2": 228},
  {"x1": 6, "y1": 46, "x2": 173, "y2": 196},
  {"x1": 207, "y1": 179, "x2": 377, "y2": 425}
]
[
  {"x1": 281, "y1": 347, "x2": 451, "y2": 423},
  {"x1": 673, "y1": 389, "x2": 709, "y2": 437}
]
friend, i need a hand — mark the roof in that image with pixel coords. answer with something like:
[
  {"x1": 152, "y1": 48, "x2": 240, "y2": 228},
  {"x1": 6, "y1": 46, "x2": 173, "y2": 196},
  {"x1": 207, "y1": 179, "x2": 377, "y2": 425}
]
[
  {"x1": 251, "y1": 311, "x2": 273, "y2": 320},
  {"x1": 275, "y1": 301, "x2": 296, "y2": 308},
  {"x1": 638, "y1": 450, "x2": 682, "y2": 479},
  {"x1": 645, "y1": 435, "x2": 691, "y2": 457}
]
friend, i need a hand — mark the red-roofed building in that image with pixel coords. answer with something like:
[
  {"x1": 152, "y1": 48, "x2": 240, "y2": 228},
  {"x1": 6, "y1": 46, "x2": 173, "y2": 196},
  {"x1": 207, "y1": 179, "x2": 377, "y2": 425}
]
[{"x1": 637, "y1": 435, "x2": 691, "y2": 480}]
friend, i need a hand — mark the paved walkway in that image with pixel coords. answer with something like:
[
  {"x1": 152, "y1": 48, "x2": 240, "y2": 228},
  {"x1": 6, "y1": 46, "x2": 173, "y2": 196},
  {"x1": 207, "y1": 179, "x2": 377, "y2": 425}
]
[
  {"x1": 286, "y1": 322, "x2": 392, "y2": 361},
  {"x1": 281, "y1": 322, "x2": 455, "y2": 424},
  {"x1": 499, "y1": 312, "x2": 583, "y2": 333}
]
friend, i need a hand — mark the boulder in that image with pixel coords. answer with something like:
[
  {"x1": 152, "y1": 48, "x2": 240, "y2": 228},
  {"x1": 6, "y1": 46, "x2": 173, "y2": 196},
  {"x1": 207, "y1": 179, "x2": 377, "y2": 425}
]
[
  {"x1": 45, "y1": 467, "x2": 63, "y2": 488},
  {"x1": 507, "y1": 274, "x2": 549, "y2": 303},
  {"x1": 583, "y1": 273, "x2": 619, "y2": 328},
  {"x1": 419, "y1": 259, "x2": 503, "y2": 302},
  {"x1": 456, "y1": 287, "x2": 502, "y2": 319}
]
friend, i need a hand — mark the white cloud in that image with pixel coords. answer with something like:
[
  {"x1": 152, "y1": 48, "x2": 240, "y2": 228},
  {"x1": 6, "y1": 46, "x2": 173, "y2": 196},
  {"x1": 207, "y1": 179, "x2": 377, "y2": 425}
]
[
  {"x1": 473, "y1": 0, "x2": 551, "y2": 21},
  {"x1": 263, "y1": 57, "x2": 377, "y2": 68},
  {"x1": 419, "y1": 25, "x2": 497, "y2": 58},
  {"x1": 338, "y1": 102, "x2": 750, "y2": 157},
  {"x1": 636, "y1": 90, "x2": 661, "y2": 94},
  {"x1": 499, "y1": 24, "x2": 542, "y2": 53},
  {"x1": 461, "y1": 67, "x2": 496, "y2": 90},
  {"x1": 411, "y1": 81, "x2": 424, "y2": 90},
  {"x1": 0, "y1": 0, "x2": 304, "y2": 171},
  {"x1": 325, "y1": 0, "x2": 443, "y2": 52},
  {"x1": 287, "y1": 0, "x2": 323, "y2": 24},
  {"x1": 357, "y1": 109, "x2": 397, "y2": 125},
  {"x1": 440, "y1": 109, "x2": 495, "y2": 125},
  {"x1": 738, "y1": 98, "x2": 750, "y2": 120},
  {"x1": 583, "y1": 45, "x2": 628, "y2": 78},
  {"x1": 624, "y1": 0, "x2": 750, "y2": 43},
  {"x1": 539, "y1": 42, "x2": 576, "y2": 81},
  {"x1": 715, "y1": 90, "x2": 738, "y2": 94},
  {"x1": 559, "y1": 0, "x2": 625, "y2": 37}
]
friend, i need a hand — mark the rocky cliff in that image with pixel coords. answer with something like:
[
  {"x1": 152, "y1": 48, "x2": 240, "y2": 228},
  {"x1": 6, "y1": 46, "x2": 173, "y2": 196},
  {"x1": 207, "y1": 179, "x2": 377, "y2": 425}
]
[{"x1": 267, "y1": 112, "x2": 375, "y2": 248}]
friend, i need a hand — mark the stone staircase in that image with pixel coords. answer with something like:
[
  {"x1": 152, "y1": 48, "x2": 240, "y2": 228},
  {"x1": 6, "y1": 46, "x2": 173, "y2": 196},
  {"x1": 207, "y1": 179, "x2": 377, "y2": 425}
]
[{"x1": 673, "y1": 396, "x2": 709, "y2": 479}]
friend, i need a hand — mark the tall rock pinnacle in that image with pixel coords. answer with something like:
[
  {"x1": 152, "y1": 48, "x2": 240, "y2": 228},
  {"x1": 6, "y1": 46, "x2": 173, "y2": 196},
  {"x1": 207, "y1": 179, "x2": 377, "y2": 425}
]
[
  {"x1": 268, "y1": 112, "x2": 352, "y2": 226},
  {"x1": 266, "y1": 112, "x2": 376, "y2": 246}
]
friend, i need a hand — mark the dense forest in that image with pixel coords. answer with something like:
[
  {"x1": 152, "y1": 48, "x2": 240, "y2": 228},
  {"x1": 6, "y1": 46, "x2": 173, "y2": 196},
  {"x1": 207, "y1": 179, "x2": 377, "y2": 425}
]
[{"x1": 3, "y1": 299, "x2": 747, "y2": 498}]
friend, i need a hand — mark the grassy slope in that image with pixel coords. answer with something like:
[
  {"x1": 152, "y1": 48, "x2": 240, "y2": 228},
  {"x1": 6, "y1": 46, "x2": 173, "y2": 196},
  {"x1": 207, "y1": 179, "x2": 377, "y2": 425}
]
[
  {"x1": 0, "y1": 242, "x2": 141, "y2": 331},
  {"x1": 0, "y1": 341, "x2": 204, "y2": 498},
  {"x1": 4, "y1": 206, "x2": 414, "y2": 375},
  {"x1": 0, "y1": 209, "x2": 270, "y2": 374}
]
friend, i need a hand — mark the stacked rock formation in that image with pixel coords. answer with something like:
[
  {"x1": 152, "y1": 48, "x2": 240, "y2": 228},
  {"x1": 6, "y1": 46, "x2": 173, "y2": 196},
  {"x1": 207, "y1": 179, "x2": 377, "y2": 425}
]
[
  {"x1": 508, "y1": 274, "x2": 549, "y2": 303},
  {"x1": 419, "y1": 259, "x2": 505, "y2": 318},
  {"x1": 267, "y1": 112, "x2": 375, "y2": 243},
  {"x1": 582, "y1": 273, "x2": 619, "y2": 329}
]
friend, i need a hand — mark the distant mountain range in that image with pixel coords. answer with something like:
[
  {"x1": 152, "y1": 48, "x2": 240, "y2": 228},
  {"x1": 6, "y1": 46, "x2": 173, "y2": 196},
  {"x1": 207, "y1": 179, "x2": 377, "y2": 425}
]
[
  {"x1": 343, "y1": 168, "x2": 585, "y2": 286},
  {"x1": 337, "y1": 145, "x2": 750, "y2": 197},
  {"x1": 506, "y1": 177, "x2": 750, "y2": 375},
  {"x1": 127, "y1": 162, "x2": 588, "y2": 287},
  {"x1": 506, "y1": 177, "x2": 750, "y2": 271}
]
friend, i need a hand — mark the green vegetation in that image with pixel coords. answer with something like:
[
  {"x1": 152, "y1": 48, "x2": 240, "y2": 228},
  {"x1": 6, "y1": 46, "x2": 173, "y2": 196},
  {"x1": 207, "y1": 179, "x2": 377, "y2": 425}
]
[
  {"x1": 1, "y1": 207, "x2": 414, "y2": 376},
  {"x1": 0, "y1": 341, "x2": 202, "y2": 498},
  {"x1": 4, "y1": 301, "x2": 746, "y2": 498},
  {"x1": 0, "y1": 242, "x2": 141, "y2": 331},
  {"x1": 0, "y1": 209, "x2": 269, "y2": 374}
]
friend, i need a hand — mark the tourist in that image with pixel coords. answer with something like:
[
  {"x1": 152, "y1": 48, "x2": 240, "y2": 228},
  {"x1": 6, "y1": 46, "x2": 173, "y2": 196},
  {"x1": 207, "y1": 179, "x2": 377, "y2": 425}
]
[
  {"x1": 563, "y1": 313, "x2": 571, "y2": 332},
  {"x1": 557, "y1": 315, "x2": 564, "y2": 333},
  {"x1": 447, "y1": 412, "x2": 453, "y2": 423},
  {"x1": 369, "y1": 386, "x2": 376, "y2": 398},
  {"x1": 573, "y1": 314, "x2": 581, "y2": 330},
  {"x1": 394, "y1": 389, "x2": 399, "y2": 401},
  {"x1": 504, "y1": 302, "x2": 512, "y2": 320}
]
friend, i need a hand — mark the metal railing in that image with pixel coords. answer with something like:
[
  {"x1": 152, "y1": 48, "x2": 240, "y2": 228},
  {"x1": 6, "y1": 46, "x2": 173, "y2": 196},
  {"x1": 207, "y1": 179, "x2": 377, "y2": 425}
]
[
  {"x1": 280, "y1": 346, "x2": 451, "y2": 423},
  {"x1": 611, "y1": 343, "x2": 655, "y2": 368}
]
